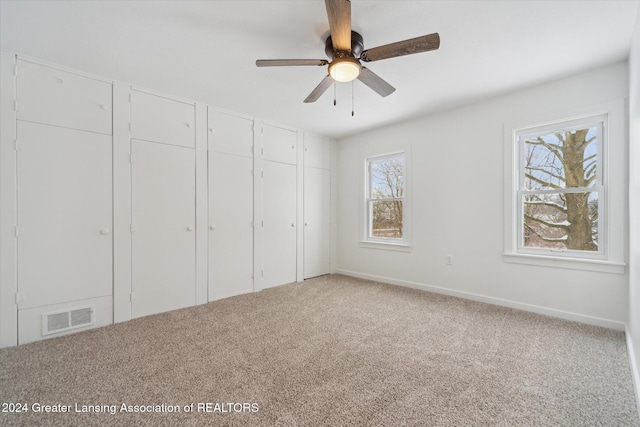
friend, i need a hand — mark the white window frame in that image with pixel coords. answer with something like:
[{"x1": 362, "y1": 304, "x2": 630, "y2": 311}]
[
  {"x1": 503, "y1": 100, "x2": 626, "y2": 274},
  {"x1": 361, "y1": 151, "x2": 411, "y2": 251},
  {"x1": 516, "y1": 115, "x2": 606, "y2": 259}
]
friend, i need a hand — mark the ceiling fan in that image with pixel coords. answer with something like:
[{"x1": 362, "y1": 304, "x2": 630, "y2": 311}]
[{"x1": 256, "y1": 0, "x2": 440, "y2": 103}]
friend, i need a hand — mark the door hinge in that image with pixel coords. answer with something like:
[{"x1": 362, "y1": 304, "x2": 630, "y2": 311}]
[
  {"x1": 14, "y1": 64, "x2": 18, "y2": 76},
  {"x1": 130, "y1": 292, "x2": 135, "y2": 302},
  {"x1": 251, "y1": 273, "x2": 254, "y2": 279},
  {"x1": 261, "y1": 220, "x2": 264, "y2": 227},
  {"x1": 130, "y1": 224, "x2": 135, "y2": 233},
  {"x1": 261, "y1": 170, "x2": 264, "y2": 178},
  {"x1": 129, "y1": 154, "x2": 135, "y2": 164},
  {"x1": 260, "y1": 127, "x2": 264, "y2": 134},
  {"x1": 129, "y1": 123, "x2": 134, "y2": 132},
  {"x1": 15, "y1": 292, "x2": 21, "y2": 304},
  {"x1": 261, "y1": 270, "x2": 264, "y2": 277},
  {"x1": 14, "y1": 100, "x2": 18, "y2": 112},
  {"x1": 14, "y1": 226, "x2": 21, "y2": 237},
  {"x1": 14, "y1": 139, "x2": 18, "y2": 151}
]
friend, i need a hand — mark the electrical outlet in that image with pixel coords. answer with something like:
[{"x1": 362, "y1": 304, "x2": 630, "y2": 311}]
[{"x1": 446, "y1": 255, "x2": 454, "y2": 265}]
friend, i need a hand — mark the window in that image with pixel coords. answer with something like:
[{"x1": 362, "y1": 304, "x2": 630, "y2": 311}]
[
  {"x1": 366, "y1": 153, "x2": 406, "y2": 243},
  {"x1": 515, "y1": 115, "x2": 605, "y2": 259},
  {"x1": 504, "y1": 100, "x2": 625, "y2": 273}
]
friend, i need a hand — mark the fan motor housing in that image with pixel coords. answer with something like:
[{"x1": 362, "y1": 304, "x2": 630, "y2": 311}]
[{"x1": 325, "y1": 31, "x2": 364, "y2": 59}]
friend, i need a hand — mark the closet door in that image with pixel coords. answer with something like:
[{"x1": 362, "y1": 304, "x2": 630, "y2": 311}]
[
  {"x1": 303, "y1": 133, "x2": 331, "y2": 279},
  {"x1": 207, "y1": 109, "x2": 254, "y2": 301},
  {"x1": 130, "y1": 90, "x2": 195, "y2": 148},
  {"x1": 17, "y1": 121, "x2": 113, "y2": 309},
  {"x1": 262, "y1": 160, "x2": 297, "y2": 288},
  {"x1": 131, "y1": 140, "x2": 196, "y2": 318},
  {"x1": 304, "y1": 167, "x2": 331, "y2": 278},
  {"x1": 17, "y1": 60, "x2": 112, "y2": 134},
  {"x1": 208, "y1": 152, "x2": 254, "y2": 300}
]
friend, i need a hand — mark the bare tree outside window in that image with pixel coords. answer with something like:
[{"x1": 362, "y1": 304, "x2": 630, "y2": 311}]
[
  {"x1": 521, "y1": 123, "x2": 601, "y2": 252},
  {"x1": 367, "y1": 155, "x2": 405, "y2": 239}
]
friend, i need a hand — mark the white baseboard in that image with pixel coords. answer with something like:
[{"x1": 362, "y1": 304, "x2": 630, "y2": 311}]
[
  {"x1": 335, "y1": 269, "x2": 626, "y2": 331},
  {"x1": 625, "y1": 327, "x2": 640, "y2": 421}
]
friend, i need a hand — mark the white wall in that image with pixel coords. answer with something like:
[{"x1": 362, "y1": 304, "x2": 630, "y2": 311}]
[
  {"x1": 337, "y1": 61, "x2": 629, "y2": 328},
  {"x1": 627, "y1": 4, "x2": 640, "y2": 411}
]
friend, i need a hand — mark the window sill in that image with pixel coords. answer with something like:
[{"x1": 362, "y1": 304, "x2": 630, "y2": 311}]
[
  {"x1": 503, "y1": 253, "x2": 625, "y2": 274},
  {"x1": 360, "y1": 241, "x2": 412, "y2": 252}
]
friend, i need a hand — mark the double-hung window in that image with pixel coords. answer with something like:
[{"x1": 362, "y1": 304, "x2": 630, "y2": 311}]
[
  {"x1": 365, "y1": 153, "x2": 406, "y2": 243},
  {"x1": 505, "y1": 100, "x2": 626, "y2": 273},
  {"x1": 515, "y1": 115, "x2": 605, "y2": 259}
]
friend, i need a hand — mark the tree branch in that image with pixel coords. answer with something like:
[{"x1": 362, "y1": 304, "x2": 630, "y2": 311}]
[
  {"x1": 524, "y1": 173, "x2": 561, "y2": 189},
  {"x1": 524, "y1": 223, "x2": 568, "y2": 242},
  {"x1": 524, "y1": 214, "x2": 570, "y2": 230},
  {"x1": 524, "y1": 199, "x2": 567, "y2": 212},
  {"x1": 524, "y1": 166, "x2": 566, "y2": 183},
  {"x1": 527, "y1": 137, "x2": 564, "y2": 161}
]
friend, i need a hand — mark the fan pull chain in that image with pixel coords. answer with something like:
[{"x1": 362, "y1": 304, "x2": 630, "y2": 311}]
[
  {"x1": 351, "y1": 81, "x2": 355, "y2": 117},
  {"x1": 333, "y1": 83, "x2": 337, "y2": 106}
]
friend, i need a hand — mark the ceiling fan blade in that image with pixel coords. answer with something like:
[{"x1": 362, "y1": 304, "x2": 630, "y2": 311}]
[
  {"x1": 304, "y1": 75, "x2": 334, "y2": 103},
  {"x1": 357, "y1": 67, "x2": 395, "y2": 97},
  {"x1": 256, "y1": 59, "x2": 329, "y2": 67},
  {"x1": 325, "y1": 0, "x2": 351, "y2": 52},
  {"x1": 360, "y1": 33, "x2": 440, "y2": 62}
]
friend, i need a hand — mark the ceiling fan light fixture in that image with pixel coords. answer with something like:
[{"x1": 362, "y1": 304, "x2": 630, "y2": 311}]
[{"x1": 328, "y1": 57, "x2": 361, "y2": 83}]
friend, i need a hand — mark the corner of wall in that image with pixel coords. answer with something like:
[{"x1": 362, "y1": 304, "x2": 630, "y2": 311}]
[
  {"x1": 0, "y1": 48, "x2": 18, "y2": 347},
  {"x1": 626, "y1": 1, "x2": 640, "y2": 418}
]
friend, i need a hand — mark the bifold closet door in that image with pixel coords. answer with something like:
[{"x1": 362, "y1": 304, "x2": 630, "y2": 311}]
[
  {"x1": 131, "y1": 140, "x2": 195, "y2": 318},
  {"x1": 208, "y1": 152, "x2": 254, "y2": 300},
  {"x1": 304, "y1": 167, "x2": 330, "y2": 279},
  {"x1": 16, "y1": 121, "x2": 113, "y2": 309},
  {"x1": 262, "y1": 160, "x2": 297, "y2": 288}
]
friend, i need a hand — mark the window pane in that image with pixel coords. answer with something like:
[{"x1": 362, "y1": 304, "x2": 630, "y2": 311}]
[
  {"x1": 523, "y1": 126, "x2": 597, "y2": 191},
  {"x1": 370, "y1": 200, "x2": 403, "y2": 239},
  {"x1": 370, "y1": 157, "x2": 404, "y2": 199},
  {"x1": 523, "y1": 192, "x2": 598, "y2": 251}
]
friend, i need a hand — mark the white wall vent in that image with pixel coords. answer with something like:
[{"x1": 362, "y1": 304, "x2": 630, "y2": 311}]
[{"x1": 42, "y1": 305, "x2": 95, "y2": 336}]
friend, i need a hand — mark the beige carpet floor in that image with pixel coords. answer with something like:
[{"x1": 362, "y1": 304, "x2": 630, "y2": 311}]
[{"x1": 0, "y1": 274, "x2": 638, "y2": 426}]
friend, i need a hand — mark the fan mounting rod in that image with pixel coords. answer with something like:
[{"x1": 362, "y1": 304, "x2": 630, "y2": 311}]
[{"x1": 325, "y1": 31, "x2": 364, "y2": 59}]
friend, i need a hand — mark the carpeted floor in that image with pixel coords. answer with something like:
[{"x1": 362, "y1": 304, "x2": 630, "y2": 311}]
[{"x1": 0, "y1": 274, "x2": 638, "y2": 426}]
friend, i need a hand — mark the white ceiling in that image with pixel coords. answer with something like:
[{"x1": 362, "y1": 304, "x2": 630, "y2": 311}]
[{"x1": 1, "y1": 1, "x2": 638, "y2": 138}]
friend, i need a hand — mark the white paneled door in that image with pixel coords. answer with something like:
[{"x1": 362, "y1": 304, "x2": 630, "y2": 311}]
[
  {"x1": 208, "y1": 152, "x2": 254, "y2": 300},
  {"x1": 263, "y1": 124, "x2": 297, "y2": 165},
  {"x1": 304, "y1": 167, "x2": 331, "y2": 279},
  {"x1": 130, "y1": 90, "x2": 195, "y2": 148},
  {"x1": 131, "y1": 139, "x2": 196, "y2": 318},
  {"x1": 17, "y1": 121, "x2": 113, "y2": 310},
  {"x1": 17, "y1": 60, "x2": 112, "y2": 135},
  {"x1": 262, "y1": 160, "x2": 297, "y2": 288}
]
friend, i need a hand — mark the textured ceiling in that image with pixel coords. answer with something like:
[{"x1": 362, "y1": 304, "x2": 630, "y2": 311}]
[{"x1": 1, "y1": 1, "x2": 638, "y2": 138}]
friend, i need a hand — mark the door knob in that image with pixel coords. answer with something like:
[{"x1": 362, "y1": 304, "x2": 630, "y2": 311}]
[
  {"x1": 187, "y1": 226, "x2": 194, "y2": 231},
  {"x1": 100, "y1": 228, "x2": 110, "y2": 235}
]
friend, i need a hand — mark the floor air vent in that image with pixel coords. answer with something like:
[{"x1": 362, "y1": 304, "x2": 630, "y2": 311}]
[{"x1": 42, "y1": 305, "x2": 95, "y2": 336}]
